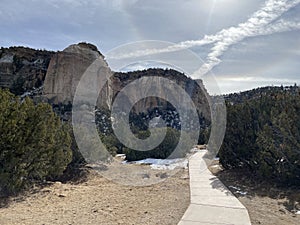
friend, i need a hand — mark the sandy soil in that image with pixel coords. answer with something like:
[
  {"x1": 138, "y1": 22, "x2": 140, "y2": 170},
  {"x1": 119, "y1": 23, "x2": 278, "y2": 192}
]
[
  {"x1": 2, "y1": 156, "x2": 298, "y2": 225},
  {"x1": 0, "y1": 163, "x2": 190, "y2": 225},
  {"x1": 216, "y1": 169, "x2": 300, "y2": 225}
]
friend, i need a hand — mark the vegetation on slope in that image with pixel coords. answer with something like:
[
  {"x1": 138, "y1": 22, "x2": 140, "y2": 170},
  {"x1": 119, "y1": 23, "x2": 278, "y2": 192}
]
[
  {"x1": 219, "y1": 85, "x2": 300, "y2": 185},
  {"x1": 0, "y1": 89, "x2": 72, "y2": 196}
]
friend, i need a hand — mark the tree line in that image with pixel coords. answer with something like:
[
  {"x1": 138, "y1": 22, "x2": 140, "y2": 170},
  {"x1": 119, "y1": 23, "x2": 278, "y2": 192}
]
[
  {"x1": 219, "y1": 85, "x2": 300, "y2": 185},
  {"x1": 1, "y1": 84, "x2": 298, "y2": 196}
]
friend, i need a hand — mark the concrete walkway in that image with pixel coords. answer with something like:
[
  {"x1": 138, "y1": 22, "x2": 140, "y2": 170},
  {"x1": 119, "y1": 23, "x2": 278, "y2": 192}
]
[{"x1": 178, "y1": 150, "x2": 252, "y2": 225}]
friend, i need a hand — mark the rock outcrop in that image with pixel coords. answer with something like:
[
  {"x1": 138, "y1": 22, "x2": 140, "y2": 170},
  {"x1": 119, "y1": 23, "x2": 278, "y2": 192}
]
[
  {"x1": 111, "y1": 69, "x2": 210, "y2": 119},
  {"x1": 43, "y1": 42, "x2": 109, "y2": 105},
  {"x1": 0, "y1": 42, "x2": 211, "y2": 120},
  {"x1": 0, "y1": 47, "x2": 54, "y2": 94}
]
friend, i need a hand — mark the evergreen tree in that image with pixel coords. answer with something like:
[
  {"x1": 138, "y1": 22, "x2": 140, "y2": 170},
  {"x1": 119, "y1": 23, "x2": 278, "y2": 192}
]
[
  {"x1": 219, "y1": 86, "x2": 300, "y2": 185},
  {"x1": 0, "y1": 89, "x2": 72, "y2": 195}
]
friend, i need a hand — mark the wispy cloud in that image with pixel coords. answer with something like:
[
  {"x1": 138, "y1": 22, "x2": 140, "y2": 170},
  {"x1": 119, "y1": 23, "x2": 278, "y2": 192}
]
[
  {"x1": 214, "y1": 74, "x2": 300, "y2": 94},
  {"x1": 258, "y1": 18, "x2": 300, "y2": 35},
  {"x1": 107, "y1": 0, "x2": 300, "y2": 78},
  {"x1": 218, "y1": 75, "x2": 300, "y2": 83},
  {"x1": 194, "y1": 0, "x2": 300, "y2": 77},
  {"x1": 106, "y1": 34, "x2": 216, "y2": 59}
]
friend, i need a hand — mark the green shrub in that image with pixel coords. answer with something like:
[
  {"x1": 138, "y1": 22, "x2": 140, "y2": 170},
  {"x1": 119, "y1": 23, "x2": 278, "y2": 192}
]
[
  {"x1": 219, "y1": 87, "x2": 300, "y2": 185},
  {"x1": 0, "y1": 89, "x2": 72, "y2": 195},
  {"x1": 124, "y1": 127, "x2": 194, "y2": 161}
]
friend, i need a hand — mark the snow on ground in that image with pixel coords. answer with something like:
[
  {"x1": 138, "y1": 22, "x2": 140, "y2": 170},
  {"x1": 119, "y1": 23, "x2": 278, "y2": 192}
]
[
  {"x1": 229, "y1": 185, "x2": 248, "y2": 195},
  {"x1": 125, "y1": 158, "x2": 188, "y2": 170}
]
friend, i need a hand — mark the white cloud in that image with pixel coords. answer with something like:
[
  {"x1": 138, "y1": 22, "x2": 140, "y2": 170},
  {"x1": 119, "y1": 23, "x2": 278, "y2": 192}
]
[
  {"x1": 218, "y1": 75, "x2": 299, "y2": 83},
  {"x1": 191, "y1": 0, "x2": 300, "y2": 77},
  {"x1": 216, "y1": 75, "x2": 300, "y2": 94},
  {"x1": 107, "y1": 0, "x2": 300, "y2": 80}
]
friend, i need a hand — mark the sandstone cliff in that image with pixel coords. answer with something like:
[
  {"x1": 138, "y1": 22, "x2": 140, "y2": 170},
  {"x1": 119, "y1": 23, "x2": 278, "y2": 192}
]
[
  {"x1": 43, "y1": 42, "x2": 109, "y2": 105},
  {"x1": 0, "y1": 42, "x2": 211, "y2": 120},
  {"x1": 112, "y1": 69, "x2": 210, "y2": 119}
]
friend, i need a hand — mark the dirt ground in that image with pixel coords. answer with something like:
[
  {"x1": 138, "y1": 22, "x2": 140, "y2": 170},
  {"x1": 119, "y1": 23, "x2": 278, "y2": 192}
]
[
  {"x1": 216, "y1": 169, "x2": 300, "y2": 225},
  {"x1": 0, "y1": 164, "x2": 190, "y2": 225},
  {"x1": 1, "y1": 157, "x2": 299, "y2": 225}
]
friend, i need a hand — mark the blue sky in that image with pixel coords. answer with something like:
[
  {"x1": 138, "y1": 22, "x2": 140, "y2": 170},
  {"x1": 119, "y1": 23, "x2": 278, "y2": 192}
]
[{"x1": 1, "y1": 0, "x2": 299, "y2": 93}]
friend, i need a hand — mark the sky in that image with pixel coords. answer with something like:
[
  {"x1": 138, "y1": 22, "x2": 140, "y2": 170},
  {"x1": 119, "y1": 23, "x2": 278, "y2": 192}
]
[{"x1": 0, "y1": 0, "x2": 300, "y2": 94}]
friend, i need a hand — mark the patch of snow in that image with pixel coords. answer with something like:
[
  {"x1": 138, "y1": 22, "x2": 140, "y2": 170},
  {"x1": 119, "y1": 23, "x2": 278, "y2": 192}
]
[
  {"x1": 0, "y1": 54, "x2": 14, "y2": 63},
  {"x1": 20, "y1": 85, "x2": 44, "y2": 99},
  {"x1": 229, "y1": 185, "x2": 247, "y2": 195},
  {"x1": 115, "y1": 154, "x2": 126, "y2": 160},
  {"x1": 126, "y1": 158, "x2": 188, "y2": 170},
  {"x1": 21, "y1": 91, "x2": 32, "y2": 98},
  {"x1": 190, "y1": 147, "x2": 205, "y2": 153},
  {"x1": 296, "y1": 211, "x2": 300, "y2": 215},
  {"x1": 34, "y1": 59, "x2": 43, "y2": 64},
  {"x1": 235, "y1": 191, "x2": 248, "y2": 195},
  {"x1": 229, "y1": 186, "x2": 241, "y2": 191},
  {"x1": 149, "y1": 116, "x2": 164, "y2": 128}
]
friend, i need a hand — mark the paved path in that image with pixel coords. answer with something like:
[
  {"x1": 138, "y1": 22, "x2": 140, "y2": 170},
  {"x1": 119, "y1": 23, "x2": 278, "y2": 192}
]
[{"x1": 178, "y1": 150, "x2": 252, "y2": 225}]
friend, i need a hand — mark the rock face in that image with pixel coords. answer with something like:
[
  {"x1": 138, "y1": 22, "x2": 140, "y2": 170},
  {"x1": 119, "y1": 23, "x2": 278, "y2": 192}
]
[
  {"x1": 43, "y1": 43, "x2": 108, "y2": 105},
  {"x1": 0, "y1": 47, "x2": 54, "y2": 94},
  {"x1": 0, "y1": 42, "x2": 211, "y2": 120},
  {"x1": 111, "y1": 69, "x2": 210, "y2": 119}
]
